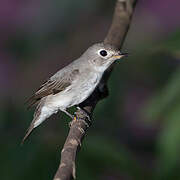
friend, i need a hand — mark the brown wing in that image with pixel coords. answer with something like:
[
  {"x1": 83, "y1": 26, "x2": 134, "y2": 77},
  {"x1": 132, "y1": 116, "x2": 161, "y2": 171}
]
[{"x1": 27, "y1": 69, "x2": 79, "y2": 108}]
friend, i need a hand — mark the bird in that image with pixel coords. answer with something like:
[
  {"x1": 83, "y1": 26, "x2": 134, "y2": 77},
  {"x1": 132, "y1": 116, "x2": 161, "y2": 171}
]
[{"x1": 22, "y1": 42, "x2": 127, "y2": 143}]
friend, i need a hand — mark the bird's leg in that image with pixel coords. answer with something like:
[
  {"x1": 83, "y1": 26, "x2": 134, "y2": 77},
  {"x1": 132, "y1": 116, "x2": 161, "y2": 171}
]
[
  {"x1": 60, "y1": 108, "x2": 78, "y2": 127},
  {"x1": 76, "y1": 106, "x2": 91, "y2": 122},
  {"x1": 61, "y1": 109, "x2": 74, "y2": 120}
]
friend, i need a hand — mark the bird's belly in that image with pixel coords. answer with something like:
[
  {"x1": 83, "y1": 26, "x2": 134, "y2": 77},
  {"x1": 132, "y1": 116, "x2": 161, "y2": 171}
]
[
  {"x1": 45, "y1": 73, "x2": 101, "y2": 109},
  {"x1": 46, "y1": 92, "x2": 75, "y2": 109}
]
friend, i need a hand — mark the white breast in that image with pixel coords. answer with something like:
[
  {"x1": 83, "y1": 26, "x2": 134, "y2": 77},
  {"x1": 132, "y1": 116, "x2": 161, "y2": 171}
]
[
  {"x1": 70, "y1": 72, "x2": 101, "y2": 106},
  {"x1": 45, "y1": 72, "x2": 102, "y2": 109}
]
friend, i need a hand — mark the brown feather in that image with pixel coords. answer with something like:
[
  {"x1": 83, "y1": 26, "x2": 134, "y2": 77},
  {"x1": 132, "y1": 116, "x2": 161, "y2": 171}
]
[
  {"x1": 21, "y1": 123, "x2": 34, "y2": 144},
  {"x1": 26, "y1": 69, "x2": 79, "y2": 108},
  {"x1": 23, "y1": 69, "x2": 80, "y2": 143},
  {"x1": 22, "y1": 101, "x2": 43, "y2": 144}
]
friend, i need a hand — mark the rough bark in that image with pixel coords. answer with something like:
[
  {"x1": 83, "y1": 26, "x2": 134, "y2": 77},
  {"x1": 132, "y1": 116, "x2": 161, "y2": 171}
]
[{"x1": 53, "y1": 0, "x2": 138, "y2": 179}]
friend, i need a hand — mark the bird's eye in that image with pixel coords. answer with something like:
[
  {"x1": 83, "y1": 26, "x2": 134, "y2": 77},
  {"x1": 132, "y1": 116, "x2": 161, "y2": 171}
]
[{"x1": 99, "y1": 50, "x2": 107, "y2": 57}]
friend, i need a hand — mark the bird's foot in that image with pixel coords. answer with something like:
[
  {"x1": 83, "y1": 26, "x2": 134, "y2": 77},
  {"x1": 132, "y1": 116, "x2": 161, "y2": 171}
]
[
  {"x1": 69, "y1": 114, "x2": 90, "y2": 128},
  {"x1": 76, "y1": 107, "x2": 91, "y2": 122}
]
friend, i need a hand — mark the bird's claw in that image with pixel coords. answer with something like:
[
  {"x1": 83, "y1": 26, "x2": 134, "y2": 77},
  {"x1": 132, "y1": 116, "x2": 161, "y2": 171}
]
[
  {"x1": 69, "y1": 113, "x2": 90, "y2": 128},
  {"x1": 76, "y1": 107, "x2": 91, "y2": 122},
  {"x1": 69, "y1": 115, "x2": 77, "y2": 127}
]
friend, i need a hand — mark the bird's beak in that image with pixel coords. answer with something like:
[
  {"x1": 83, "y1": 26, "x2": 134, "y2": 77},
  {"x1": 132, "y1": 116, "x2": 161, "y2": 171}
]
[{"x1": 113, "y1": 52, "x2": 128, "y2": 60}]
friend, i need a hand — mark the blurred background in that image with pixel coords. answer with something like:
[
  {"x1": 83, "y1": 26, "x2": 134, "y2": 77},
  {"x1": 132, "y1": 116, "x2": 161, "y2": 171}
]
[{"x1": 1, "y1": 0, "x2": 180, "y2": 179}]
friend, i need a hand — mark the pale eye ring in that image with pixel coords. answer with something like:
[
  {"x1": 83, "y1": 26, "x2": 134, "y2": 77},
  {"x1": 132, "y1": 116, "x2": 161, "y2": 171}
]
[{"x1": 99, "y1": 50, "x2": 107, "y2": 57}]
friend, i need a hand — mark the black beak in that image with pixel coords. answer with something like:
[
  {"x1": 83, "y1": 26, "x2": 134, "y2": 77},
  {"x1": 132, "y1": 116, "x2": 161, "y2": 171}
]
[{"x1": 119, "y1": 52, "x2": 128, "y2": 57}]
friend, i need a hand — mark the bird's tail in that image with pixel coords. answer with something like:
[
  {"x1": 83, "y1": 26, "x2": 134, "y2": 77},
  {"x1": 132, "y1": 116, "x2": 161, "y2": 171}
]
[
  {"x1": 21, "y1": 101, "x2": 51, "y2": 144},
  {"x1": 21, "y1": 106, "x2": 42, "y2": 144},
  {"x1": 21, "y1": 121, "x2": 36, "y2": 145}
]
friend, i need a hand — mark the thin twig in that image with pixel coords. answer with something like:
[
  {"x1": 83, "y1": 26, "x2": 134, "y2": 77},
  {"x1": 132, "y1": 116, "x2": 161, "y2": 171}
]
[{"x1": 53, "y1": 0, "x2": 138, "y2": 179}]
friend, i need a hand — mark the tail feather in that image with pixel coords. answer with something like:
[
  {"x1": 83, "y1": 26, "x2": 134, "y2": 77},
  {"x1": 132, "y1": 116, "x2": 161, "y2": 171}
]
[
  {"x1": 21, "y1": 123, "x2": 35, "y2": 144},
  {"x1": 22, "y1": 98, "x2": 55, "y2": 144},
  {"x1": 22, "y1": 101, "x2": 44, "y2": 144}
]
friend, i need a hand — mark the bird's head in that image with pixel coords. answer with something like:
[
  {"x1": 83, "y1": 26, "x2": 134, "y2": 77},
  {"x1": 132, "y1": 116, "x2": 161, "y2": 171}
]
[{"x1": 82, "y1": 43, "x2": 127, "y2": 72}]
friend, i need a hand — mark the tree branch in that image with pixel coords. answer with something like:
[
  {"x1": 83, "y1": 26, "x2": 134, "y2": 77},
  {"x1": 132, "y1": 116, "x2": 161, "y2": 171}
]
[{"x1": 53, "y1": 0, "x2": 138, "y2": 179}]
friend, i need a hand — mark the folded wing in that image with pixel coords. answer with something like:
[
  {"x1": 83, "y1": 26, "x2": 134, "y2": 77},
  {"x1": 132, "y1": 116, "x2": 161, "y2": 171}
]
[{"x1": 27, "y1": 69, "x2": 79, "y2": 108}]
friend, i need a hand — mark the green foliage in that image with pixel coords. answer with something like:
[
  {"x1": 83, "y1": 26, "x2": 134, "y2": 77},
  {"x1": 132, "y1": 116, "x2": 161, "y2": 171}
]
[
  {"x1": 1, "y1": 0, "x2": 180, "y2": 178},
  {"x1": 142, "y1": 31, "x2": 180, "y2": 180}
]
